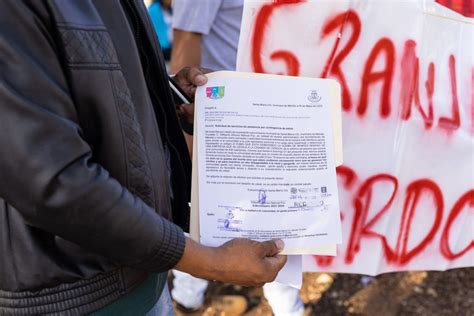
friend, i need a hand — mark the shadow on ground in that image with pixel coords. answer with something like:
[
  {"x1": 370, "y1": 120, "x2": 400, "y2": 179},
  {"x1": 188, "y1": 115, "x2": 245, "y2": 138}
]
[{"x1": 172, "y1": 267, "x2": 473, "y2": 316}]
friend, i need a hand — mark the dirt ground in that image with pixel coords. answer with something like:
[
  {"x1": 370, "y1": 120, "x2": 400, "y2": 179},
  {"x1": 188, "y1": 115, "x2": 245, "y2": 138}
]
[{"x1": 173, "y1": 267, "x2": 473, "y2": 316}]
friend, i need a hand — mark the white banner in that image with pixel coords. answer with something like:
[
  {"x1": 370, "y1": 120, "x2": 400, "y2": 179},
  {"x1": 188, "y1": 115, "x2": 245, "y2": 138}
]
[{"x1": 237, "y1": 0, "x2": 473, "y2": 275}]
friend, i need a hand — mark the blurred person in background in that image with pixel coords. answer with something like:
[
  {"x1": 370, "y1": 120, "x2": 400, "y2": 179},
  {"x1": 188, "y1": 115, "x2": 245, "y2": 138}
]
[
  {"x1": 148, "y1": 0, "x2": 173, "y2": 60},
  {"x1": 171, "y1": 0, "x2": 242, "y2": 73},
  {"x1": 170, "y1": 1, "x2": 305, "y2": 315}
]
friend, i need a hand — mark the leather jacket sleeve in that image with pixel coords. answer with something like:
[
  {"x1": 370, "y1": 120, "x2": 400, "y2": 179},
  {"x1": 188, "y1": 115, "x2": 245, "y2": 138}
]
[{"x1": 0, "y1": 1, "x2": 185, "y2": 273}]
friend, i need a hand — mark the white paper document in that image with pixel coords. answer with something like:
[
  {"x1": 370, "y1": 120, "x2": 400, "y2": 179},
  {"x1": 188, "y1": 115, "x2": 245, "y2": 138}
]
[
  {"x1": 193, "y1": 72, "x2": 343, "y2": 255},
  {"x1": 275, "y1": 255, "x2": 303, "y2": 289}
]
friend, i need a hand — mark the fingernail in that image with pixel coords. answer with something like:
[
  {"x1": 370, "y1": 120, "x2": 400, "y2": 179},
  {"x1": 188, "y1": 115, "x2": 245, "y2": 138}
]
[
  {"x1": 195, "y1": 74, "x2": 207, "y2": 85},
  {"x1": 274, "y1": 239, "x2": 285, "y2": 252}
]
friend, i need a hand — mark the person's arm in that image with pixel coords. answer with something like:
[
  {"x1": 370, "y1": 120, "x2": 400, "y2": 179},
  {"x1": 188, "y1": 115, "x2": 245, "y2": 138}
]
[
  {"x1": 170, "y1": 0, "x2": 222, "y2": 74},
  {"x1": 0, "y1": 1, "x2": 286, "y2": 286},
  {"x1": 167, "y1": 70, "x2": 289, "y2": 285},
  {"x1": 176, "y1": 238, "x2": 287, "y2": 287},
  {"x1": 172, "y1": 67, "x2": 208, "y2": 156},
  {"x1": 170, "y1": 30, "x2": 202, "y2": 74},
  {"x1": 0, "y1": 0, "x2": 185, "y2": 273}
]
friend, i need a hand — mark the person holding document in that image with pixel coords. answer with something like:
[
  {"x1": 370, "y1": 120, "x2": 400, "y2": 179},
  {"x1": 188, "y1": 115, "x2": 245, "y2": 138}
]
[
  {"x1": 0, "y1": 1, "x2": 286, "y2": 315},
  {"x1": 170, "y1": 1, "x2": 306, "y2": 315}
]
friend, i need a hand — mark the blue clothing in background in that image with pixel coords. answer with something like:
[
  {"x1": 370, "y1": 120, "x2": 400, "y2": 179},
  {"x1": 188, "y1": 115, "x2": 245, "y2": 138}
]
[{"x1": 148, "y1": 3, "x2": 172, "y2": 50}]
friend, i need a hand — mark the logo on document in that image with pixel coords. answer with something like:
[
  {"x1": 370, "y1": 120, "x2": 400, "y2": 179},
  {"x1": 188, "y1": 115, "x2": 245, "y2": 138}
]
[
  {"x1": 206, "y1": 86, "x2": 225, "y2": 100},
  {"x1": 308, "y1": 90, "x2": 322, "y2": 103}
]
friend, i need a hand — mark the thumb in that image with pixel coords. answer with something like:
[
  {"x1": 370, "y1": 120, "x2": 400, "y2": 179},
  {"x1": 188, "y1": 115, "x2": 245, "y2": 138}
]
[
  {"x1": 264, "y1": 255, "x2": 288, "y2": 279},
  {"x1": 260, "y1": 239, "x2": 285, "y2": 257},
  {"x1": 187, "y1": 67, "x2": 207, "y2": 86}
]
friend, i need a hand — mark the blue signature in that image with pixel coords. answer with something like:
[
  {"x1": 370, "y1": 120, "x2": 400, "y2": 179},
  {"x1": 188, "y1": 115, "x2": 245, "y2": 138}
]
[{"x1": 258, "y1": 189, "x2": 267, "y2": 204}]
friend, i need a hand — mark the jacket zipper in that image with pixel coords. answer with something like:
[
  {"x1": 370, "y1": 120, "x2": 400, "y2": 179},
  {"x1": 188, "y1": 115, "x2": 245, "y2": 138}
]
[{"x1": 124, "y1": 0, "x2": 190, "y2": 229}]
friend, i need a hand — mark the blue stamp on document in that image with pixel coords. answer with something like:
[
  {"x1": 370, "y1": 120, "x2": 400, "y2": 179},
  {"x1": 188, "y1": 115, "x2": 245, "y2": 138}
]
[
  {"x1": 224, "y1": 219, "x2": 230, "y2": 229},
  {"x1": 217, "y1": 208, "x2": 243, "y2": 232},
  {"x1": 258, "y1": 189, "x2": 267, "y2": 204}
]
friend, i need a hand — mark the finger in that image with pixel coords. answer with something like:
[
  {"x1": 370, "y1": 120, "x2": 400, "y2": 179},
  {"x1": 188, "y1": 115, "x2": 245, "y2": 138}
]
[
  {"x1": 260, "y1": 239, "x2": 285, "y2": 257},
  {"x1": 273, "y1": 254, "x2": 288, "y2": 270},
  {"x1": 264, "y1": 255, "x2": 287, "y2": 280},
  {"x1": 176, "y1": 66, "x2": 207, "y2": 86},
  {"x1": 174, "y1": 67, "x2": 208, "y2": 99},
  {"x1": 185, "y1": 86, "x2": 198, "y2": 99},
  {"x1": 179, "y1": 103, "x2": 194, "y2": 116},
  {"x1": 200, "y1": 67, "x2": 213, "y2": 74},
  {"x1": 178, "y1": 104, "x2": 194, "y2": 124},
  {"x1": 186, "y1": 67, "x2": 208, "y2": 86},
  {"x1": 252, "y1": 282, "x2": 266, "y2": 288}
]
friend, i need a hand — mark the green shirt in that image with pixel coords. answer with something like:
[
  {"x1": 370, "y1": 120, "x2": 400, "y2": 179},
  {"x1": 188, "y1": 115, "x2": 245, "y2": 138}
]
[{"x1": 90, "y1": 273, "x2": 167, "y2": 316}]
